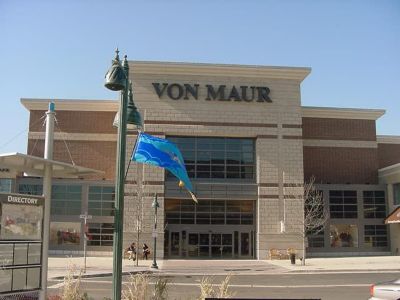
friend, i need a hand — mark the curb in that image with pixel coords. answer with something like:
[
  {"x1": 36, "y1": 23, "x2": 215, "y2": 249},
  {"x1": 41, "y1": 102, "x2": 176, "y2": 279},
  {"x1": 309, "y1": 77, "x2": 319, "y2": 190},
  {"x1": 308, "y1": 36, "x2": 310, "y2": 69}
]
[
  {"x1": 51, "y1": 270, "x2": 155, "y2": 280},
  {"x1": 50, "y1": 268, "x2": 400, "y2": 280}
]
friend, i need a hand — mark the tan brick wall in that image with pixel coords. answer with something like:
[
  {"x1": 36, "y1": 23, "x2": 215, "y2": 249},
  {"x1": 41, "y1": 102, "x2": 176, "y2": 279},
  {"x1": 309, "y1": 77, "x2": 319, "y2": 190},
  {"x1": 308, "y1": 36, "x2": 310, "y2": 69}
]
[
  {"x1": 302, "y1": 117, "x2": 376, "y2": 141},
  {"x1": 27, "y1": 140, "x2": 116, "y2": 180},
  {"x1": 128, "y1": 65, "x2": 306, "y2": 259},
  {"x1": 303, "y1": 146, "x2": 379, "y2": 184},
  {"x1": 29, "y1": 110, "x2": 116, "y2": 134},
  {"x1": 378, "y1": 143, "x2": 400, "y2": 168}
]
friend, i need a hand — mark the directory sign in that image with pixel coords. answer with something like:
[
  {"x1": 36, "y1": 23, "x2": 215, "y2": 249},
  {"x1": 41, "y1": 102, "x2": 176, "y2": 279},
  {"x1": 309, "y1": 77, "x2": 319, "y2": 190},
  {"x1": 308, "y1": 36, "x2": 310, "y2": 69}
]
[{"x1": 0, "y1": 193, "x2": 44, "y2": 295}]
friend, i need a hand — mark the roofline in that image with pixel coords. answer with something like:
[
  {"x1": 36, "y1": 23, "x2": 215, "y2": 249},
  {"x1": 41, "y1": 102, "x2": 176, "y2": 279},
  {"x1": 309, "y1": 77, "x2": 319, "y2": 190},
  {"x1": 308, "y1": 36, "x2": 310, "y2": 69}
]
[
  {"x1": 302, "y1": 106, "x2": 385, "y2": 120},
  {"x1": 378, "y1": 163, "x2": 400, "y2": 177},
  {"x1": 21, "y1": 98, "x2": 118, "y2": 112},
  {"x1": 377, "y1": 135, "x2": 400, "y2": 144},
  {"x1": 129, "y1": 60, "x2": 312, "y2": 82},
  {"x1": 21, "y1": 99, "x2": 387, "y2": 121}
]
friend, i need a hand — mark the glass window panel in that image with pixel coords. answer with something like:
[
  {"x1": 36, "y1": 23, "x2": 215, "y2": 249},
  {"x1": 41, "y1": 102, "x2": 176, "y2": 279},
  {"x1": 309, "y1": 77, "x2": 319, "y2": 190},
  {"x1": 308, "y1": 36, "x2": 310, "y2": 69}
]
[
  {"x1": 68, "y1": 185, "x2": 82, "y2": 193},
  {"x1": 89, "y1": 186, "x2": 101, "y2": 193},
  {"x1": 330, "y1": 224, "x2": 358, "y2": 248},
  {"x1": 165, "y1": 136, "x2": 255, "y2": 180},
  {"x1": 241, "y1": 201, "x2": 254, "y2": 212},
  {"x1": 28, "y1": 244, "x2": 41, "y2": 264},
  {"x1": 165, "y1": 199, "x2": 180, "y2": 211},
  {"x1": 0, "y1": 269, "x2": 12, "y2": 292},
  {"x1": 197, "y1": 139, "x2": 211, "y2": 150},
  {"x1": 12, "y1": 268, "x2": 26, "y2": 291},
  {"x1": 343, "y1": 191, "x2": 357, "y2": 197},
  {"x1": 14, "y1": 244, "x2": 28, "y2": 265},
  {"x1": 197, "y1": 172, "x2": 210, "y2": 178},
  {"x1": 394, "y1": 184, "x2": 400, "y2": 205},
  {"x1": 0, "y1": 245, "x2": 13, "y2": 267},
  {"x1": 27, "y1": 268, "x2": 40, "y2": 290},
  {"x1": 330, "y1": 191, "x2": 343, "y2": 197},
  {"x1": 50, "y1": 222, "x2": 81, "y2": 246},
  {"x1": 227, "y1": 172, "x2": 240, "y2": 179},
  {"x1": 363, "y1": 191, "x2": 374, "y2": 197},
  {"x1": 242, "y1": 152, "x2": 254, "y2": 163}
]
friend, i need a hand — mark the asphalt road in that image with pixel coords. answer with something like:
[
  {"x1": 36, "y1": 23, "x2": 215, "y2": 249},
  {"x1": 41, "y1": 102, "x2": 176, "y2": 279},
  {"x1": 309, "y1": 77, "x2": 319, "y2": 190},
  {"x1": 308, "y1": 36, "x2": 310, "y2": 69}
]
[{"x1": 48, "y1": 271, "x2": 400, "y2": 300}]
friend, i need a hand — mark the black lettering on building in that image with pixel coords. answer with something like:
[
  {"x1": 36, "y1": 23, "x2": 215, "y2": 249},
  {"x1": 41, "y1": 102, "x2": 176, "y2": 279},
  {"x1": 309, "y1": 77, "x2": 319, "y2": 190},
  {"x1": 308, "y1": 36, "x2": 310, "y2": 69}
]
[
  {"x1": 241, "y1": 86, "x2": 255, "y2": 102},
  {"x1": 257, "y1": 87, "x2": 272, "y2": 102},
  {"x1": 184, "y1": 84, "x2": 199, "y2": 100},
  {"x1": 152, "y1": 83, "x2": 168, "y2": 98},
  {"x1": 205, "y1": 85, "x2": 226, "y2": 101},
  {"x1": 167, "y1": 83, "x2": 184, "y2": 100},
  {"x1": 228, "y1": 86, "x2": 241, "y2": 101}
]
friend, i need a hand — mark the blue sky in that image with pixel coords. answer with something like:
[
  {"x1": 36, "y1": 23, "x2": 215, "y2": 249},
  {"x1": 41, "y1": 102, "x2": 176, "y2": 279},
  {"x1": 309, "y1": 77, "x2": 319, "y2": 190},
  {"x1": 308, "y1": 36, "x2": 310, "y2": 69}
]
[{"x1": 0, "y1": 0, "x2": 399, "y2": 153}]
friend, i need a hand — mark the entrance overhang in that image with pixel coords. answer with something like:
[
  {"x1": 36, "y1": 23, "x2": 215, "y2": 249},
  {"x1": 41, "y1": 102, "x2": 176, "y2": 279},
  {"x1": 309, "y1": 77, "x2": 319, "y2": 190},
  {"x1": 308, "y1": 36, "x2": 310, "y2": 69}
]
[
  {"x1": 378, "y1": 163, "x2": 400, "y2": 184},
  {"x1": 0, "y1": 152, "x2": 104, "y2": 178},
  {"x1": 385, "y1": 206, "x2": 400, "y2": 224}
]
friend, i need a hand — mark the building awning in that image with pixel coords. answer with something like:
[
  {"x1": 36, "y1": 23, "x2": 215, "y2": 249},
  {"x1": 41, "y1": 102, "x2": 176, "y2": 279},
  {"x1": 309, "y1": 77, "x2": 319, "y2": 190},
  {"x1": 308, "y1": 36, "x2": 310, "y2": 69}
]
[
  {"x1": 379, "y1": 163, "x2": 400, "y2": 184},
  {"x1": 385, "y1": 206, "x2": 400, "y2": 224},
  {"x1": 0, "y1": 152, "x2": 103, "y2": 178}
]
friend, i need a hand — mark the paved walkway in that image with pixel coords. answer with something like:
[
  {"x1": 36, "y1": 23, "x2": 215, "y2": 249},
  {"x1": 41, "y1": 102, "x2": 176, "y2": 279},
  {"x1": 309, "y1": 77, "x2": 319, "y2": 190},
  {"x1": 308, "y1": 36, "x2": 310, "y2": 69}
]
[{"x1": 48, "y1": 255, "x2": 400, "y2": 279}]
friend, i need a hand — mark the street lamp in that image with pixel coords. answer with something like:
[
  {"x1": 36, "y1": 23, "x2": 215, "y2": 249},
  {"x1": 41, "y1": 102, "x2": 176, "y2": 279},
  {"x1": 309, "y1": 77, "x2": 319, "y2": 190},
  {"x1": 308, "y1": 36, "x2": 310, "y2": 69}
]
[
  {"x1": 151, "y1": 193, "x2": 159, "y2": 269},
  {"x1": 104, "y1": 49, "x2": 142, "y2": 300}
]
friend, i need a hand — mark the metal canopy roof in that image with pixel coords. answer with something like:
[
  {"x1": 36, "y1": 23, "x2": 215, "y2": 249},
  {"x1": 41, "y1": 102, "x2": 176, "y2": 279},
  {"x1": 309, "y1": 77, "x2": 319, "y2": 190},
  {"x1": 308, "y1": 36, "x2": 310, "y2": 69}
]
[{"x1": 0, "y1": 152, "x2": 103, "y2": 178}]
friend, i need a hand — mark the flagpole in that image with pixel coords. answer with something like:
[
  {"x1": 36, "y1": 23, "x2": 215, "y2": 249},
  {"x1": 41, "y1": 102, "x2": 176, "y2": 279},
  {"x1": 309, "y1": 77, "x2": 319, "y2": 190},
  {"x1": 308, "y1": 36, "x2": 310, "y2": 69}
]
[{"x1": 136, "y1": 110, "x2": 146, "y2": 266}]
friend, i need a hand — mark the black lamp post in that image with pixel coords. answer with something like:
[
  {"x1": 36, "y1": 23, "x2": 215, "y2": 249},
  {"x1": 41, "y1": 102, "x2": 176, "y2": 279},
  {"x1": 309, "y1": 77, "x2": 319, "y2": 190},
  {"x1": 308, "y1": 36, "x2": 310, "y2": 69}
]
[
  {"x1": 104, "y1": 49, "x2": 142, "y2": 300},
  {"x1": 151, "y1": 193, "x2": 159, "y2": 269}
]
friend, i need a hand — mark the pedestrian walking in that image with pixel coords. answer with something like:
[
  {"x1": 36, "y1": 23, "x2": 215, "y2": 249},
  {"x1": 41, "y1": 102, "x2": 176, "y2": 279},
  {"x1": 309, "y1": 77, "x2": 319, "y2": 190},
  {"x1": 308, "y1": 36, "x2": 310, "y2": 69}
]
[
  {"x1": 126, "y1": 242, "x2": 136, "y2": 261},
  {"x1": 142, "y1": 243, "x2": 150, "y2": 260}
]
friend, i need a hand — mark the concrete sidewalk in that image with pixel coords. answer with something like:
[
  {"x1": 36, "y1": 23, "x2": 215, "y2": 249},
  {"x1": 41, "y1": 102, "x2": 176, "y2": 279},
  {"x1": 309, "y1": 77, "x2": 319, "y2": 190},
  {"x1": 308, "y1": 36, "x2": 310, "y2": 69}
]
[{"x1": 48, "y1": 255, "x2": 400, "y2": 279}]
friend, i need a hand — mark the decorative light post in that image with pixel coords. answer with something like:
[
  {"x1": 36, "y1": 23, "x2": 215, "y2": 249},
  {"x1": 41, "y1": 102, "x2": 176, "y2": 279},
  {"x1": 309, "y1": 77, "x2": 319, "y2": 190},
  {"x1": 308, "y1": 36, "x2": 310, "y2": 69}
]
[
  {"x1": 104, "y1": 49, "x2": 142, "y2": 300},
  {"x1": 151, "y1": 193, "x2": 159, "y2": 269}
]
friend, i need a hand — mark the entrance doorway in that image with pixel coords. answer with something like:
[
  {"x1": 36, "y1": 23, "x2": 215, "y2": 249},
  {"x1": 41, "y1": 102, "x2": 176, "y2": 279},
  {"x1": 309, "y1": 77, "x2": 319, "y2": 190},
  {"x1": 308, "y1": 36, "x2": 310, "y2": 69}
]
[{"x1": 166, "y1": 229, "x2": 254, "y2": 259}]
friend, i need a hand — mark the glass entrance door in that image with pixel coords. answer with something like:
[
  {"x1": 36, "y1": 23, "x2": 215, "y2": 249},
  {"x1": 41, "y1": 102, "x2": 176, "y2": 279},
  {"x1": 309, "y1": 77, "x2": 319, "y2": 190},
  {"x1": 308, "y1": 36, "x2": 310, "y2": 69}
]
[
  {"x1": 240, "y1": 232, "x2": 250, "y2": 257},
  {"x1": 170, "y1": 231, "x2": 180, "y2": 257},
  {"x1": 167, "y1": 230, "x2": 253, "y2": 259}
]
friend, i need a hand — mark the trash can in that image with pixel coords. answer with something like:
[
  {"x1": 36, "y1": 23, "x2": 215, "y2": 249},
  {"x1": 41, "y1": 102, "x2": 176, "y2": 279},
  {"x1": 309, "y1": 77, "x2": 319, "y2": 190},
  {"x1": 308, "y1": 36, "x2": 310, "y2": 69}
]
[{"x1": 290, "y1": 253, "x2": 296, "y2": 264}]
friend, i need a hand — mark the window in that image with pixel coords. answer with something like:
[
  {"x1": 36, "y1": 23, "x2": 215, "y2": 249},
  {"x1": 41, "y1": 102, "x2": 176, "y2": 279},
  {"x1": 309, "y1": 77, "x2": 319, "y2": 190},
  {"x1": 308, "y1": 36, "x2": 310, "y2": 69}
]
[
  {"x1": 88, "y1": 186, "x2": 115, "y2": 216},
  {"x1": 166, "y1": 137, "x2": 255, "y2": 180},
  {"x1": 51, "y1": 185, "x2": 82, "y2": 215},
  {"x1": 394, "y1": 184, "x2": 400, "y2": 206},
  {"x1": 307, "y1": 228, "x2": 324, "y2": 248},
  {"x1": 165, "y1": 199, "x2": 254, "y2": 225},
  {"x1": 87, "y1": 223, "x2": 114, "y2": 246},
  {"x1": 18, "y1": 184, "x2": 42, "y2": 195},
  {"x1": 50, "y1": 222, "x2": 80, "y2": 246},
  {"x1": 329, "y1": 190, "x2": 357, "y2": 218},
  {"x1": 363, "y1": 191, "x2": 386, "y2": 218},
  {"x1": 330, "y1": 224, "x2": 358, "y2": 248},
  {"x1": 0, "y1": 179, "x2": 12, "y2": 193},
  {"x1": 364, "y1": 225, "x2": 388, "y2": 247}
]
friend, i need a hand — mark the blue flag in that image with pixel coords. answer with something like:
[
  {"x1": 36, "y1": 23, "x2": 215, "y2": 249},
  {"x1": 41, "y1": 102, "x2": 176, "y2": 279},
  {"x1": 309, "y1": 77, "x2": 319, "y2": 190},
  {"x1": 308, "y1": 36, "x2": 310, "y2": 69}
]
[{"x1": 132, "y1": 132, "x2": 197, "y2": 203}]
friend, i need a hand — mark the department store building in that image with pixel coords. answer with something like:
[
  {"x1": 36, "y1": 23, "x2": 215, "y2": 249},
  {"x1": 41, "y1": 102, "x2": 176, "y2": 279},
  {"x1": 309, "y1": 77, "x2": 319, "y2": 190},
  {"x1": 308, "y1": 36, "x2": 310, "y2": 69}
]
[{"x1": 2, "y1": 61, "x2": 400, "y2": 259}]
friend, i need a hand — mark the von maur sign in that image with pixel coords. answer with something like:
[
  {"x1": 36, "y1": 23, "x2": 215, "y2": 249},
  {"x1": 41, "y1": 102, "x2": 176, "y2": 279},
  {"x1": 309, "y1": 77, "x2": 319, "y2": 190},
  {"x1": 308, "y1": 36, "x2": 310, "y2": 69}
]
[{"x1": 152, "y1": 83, "x2": 272, "y2": 103}]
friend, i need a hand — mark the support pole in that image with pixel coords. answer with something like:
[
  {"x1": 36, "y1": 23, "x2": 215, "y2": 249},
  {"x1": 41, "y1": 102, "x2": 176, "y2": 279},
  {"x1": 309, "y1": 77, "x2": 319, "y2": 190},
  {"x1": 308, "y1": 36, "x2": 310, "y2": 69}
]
[
  {"x1": 40, "y1": 102, "x2": 55, "y2": 300},
  {"x1": 151, "y1": 194, "x2": 158, "y2": 269},
  {"x1": 112, "y1": 57, "x2": 129, "y2": 300}
]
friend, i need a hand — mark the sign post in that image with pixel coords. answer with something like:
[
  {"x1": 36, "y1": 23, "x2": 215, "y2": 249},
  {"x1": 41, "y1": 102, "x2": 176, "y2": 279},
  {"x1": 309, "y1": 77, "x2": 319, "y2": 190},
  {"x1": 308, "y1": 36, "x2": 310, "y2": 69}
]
[{"x1": 80, "y1": 212, "x2": 92, "y2": 273}]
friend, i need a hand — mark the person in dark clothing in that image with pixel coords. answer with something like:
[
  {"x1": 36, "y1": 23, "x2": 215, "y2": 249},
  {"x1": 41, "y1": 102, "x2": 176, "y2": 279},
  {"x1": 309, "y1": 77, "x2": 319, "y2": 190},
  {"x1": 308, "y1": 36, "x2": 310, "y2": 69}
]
[{"x1": 142, "y1": 243, "x2": 150, "y2": 260}]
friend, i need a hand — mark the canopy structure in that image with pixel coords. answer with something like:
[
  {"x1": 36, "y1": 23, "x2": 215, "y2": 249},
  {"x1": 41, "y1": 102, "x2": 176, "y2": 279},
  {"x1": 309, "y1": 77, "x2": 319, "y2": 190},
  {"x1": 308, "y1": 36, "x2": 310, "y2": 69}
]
[
  {"x1": 0, "y1": 152, "x2": 103, "y2": 178},
  {"x1": 385, "y1": 206, "x2": 400, "y2": 224}
]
